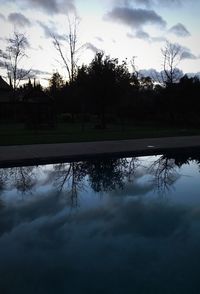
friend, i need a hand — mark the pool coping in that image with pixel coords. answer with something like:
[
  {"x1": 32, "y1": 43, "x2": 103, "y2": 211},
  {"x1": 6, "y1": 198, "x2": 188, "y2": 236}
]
[{"x1": 1, "y1": 135, "x2": 200, "y2": 167}]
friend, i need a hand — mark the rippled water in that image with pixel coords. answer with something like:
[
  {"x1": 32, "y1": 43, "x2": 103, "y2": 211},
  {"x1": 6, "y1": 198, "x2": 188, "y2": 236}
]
[{"x1": 1, "y1": 152, "x2": 200, "y2": 293}]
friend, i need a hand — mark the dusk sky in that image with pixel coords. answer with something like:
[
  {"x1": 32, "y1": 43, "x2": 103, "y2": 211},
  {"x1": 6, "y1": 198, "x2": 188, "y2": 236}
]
[{"x1": 0, "y1": 0, "x2": 200, "y2": 86}]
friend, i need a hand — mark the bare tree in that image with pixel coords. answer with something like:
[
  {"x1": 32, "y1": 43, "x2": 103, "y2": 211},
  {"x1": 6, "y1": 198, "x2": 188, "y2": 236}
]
[
  {"x1": 52, "y1": 15, "x2": 83, "y2": 84},
  {"x1": 0, "y1": 32, "x2": 30, "y2": 93},
  {"x1": 161, "y1": 41, "x2": 183, "y2": 85}
]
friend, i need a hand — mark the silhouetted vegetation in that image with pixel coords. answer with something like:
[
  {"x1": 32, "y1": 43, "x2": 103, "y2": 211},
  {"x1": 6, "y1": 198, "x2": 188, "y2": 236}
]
[
  {"x1": 1, "y1": 40, "x2": 200, "y2": 137},
  {"x1": 44, "y1": 51, "x2": 200, "y2": 129},
  {"x1": 0, "y1": 32, "x2": 30, "y2": 99}
]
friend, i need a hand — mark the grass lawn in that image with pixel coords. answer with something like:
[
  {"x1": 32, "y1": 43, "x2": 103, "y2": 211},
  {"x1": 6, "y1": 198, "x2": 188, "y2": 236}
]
[{"x1": 0, "y1": 122, "x2": 200, "y2": 146}]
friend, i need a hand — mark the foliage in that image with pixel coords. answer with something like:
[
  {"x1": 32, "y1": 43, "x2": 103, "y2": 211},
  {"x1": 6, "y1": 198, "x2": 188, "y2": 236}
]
[
  {"x1": 1, "y1": 35, "x2": 200, "y2": 133},
  {"x1": 85, "y1": 52, "x2": 132, "y2": 128},
  {"x1": 49, "y1": 72, "x2": 64, "y2": 91}
]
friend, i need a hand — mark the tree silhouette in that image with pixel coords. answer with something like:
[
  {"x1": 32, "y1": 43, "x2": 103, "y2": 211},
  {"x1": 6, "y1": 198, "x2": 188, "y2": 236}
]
[
  {"x1": 52, "y1": 14, "x2": 83, "y2": 84},
  {"x1": 87, "y1": 52, "x2": 131, "y2": 128},
  {"x1": 49, "y1": 72, "x2": 64, "y2": 93},
  {"x1": 161, "y1": 41, "x2": 183, "y2": 85},
  {"x1": 0, "y1": 32, "x2": 30, "y2": 97}
]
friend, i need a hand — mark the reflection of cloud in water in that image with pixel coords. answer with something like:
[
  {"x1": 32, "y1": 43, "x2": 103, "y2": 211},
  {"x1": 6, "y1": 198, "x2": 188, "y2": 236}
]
[
  {"x1": 75, "y1": 198, "x2": 189, "y2": 238},
  {"x1": 110, "y1": 179, "x2": 154, "y2": 197},
  {"x1": 1, "y1": 190, "x2": 200, "y2": 293},
  {"x1": 0, "y1": 191, "x2": 68, "y2": 237},
  {"x1": 1, "y1": 156, "x2": 200, "y2": 292}
]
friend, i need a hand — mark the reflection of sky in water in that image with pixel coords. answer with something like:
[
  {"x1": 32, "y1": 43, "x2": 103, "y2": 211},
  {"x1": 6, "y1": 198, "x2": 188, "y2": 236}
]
[
  {"x1": 170, "y1": 162, "x2": 200, "y2": 205},
  {"x1": 1, "y1": 155, "x2": 200, "y2": 293}
]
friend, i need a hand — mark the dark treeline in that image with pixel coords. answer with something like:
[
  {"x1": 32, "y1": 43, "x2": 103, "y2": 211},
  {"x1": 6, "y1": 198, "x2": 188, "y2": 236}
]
[
  {"x1": 1, "y1": 30, "x2": 200, "y2": 129},
  {"x1": 46, "y1": 52, "x2": 200, "y2": 128},
  {"x1": 1, "y1": 51, "x2": 200, "y2": 129}
]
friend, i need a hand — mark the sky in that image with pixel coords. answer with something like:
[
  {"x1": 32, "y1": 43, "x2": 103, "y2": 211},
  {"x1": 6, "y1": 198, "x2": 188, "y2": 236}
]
[{"x1": 0, "y1": 0, "x2": 200, "y2": 86}]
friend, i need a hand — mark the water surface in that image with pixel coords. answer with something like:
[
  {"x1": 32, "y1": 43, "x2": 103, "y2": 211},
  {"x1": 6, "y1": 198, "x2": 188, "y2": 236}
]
[{"x1": 1, "y1": 152, "x2": 200, "y2": 293}]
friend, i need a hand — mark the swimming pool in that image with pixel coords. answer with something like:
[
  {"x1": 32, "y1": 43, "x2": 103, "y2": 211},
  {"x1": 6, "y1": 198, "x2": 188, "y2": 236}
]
[{"x1": 1, "y1": 152, "x2": 200, "y2": 293}]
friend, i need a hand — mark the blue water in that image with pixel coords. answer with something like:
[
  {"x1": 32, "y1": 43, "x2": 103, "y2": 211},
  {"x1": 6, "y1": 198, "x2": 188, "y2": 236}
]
[{"x1": 1, "y1": 153, "x2": 200, "y2": 293}]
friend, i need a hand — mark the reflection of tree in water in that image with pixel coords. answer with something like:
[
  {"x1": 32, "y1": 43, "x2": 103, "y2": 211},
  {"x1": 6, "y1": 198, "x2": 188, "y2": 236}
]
[
  {"x1": 150, "y1": 152, "x2": 200, "y2": 194},
  {"x1": 1, "y1": 159, "x2": 140, "y2": 207},
  {"x1": 10, "y1": 167, "x2": 37, "y2": 194},
  {"x1": 147, "y1": 151, "x2": 200, "y2": 193},
  {"x1": 84, "y1": 158, "x2": 139, "y2": 193},
  {"x1": 1, "y1": 151, "x2": 200, "y2": 207},
  {"x1": 149, "y1": 155, "x2": 180, "y2": 194},
  {"x1": 51, "y1": 158, "x2": 139, "y2": 206},
  {"x1": 162, "y1": 152, "x2": 200, "y2": 170},
  {"x1": 0, "y1": 169, "x2": 9, "y2": 195},
  {"x1": 53, "y1": 162, "x2": 87, "y2": 207},
  {"x1": 84, "y1": 159, "x2": 124, "y2": 192},
  {"x1": 123, "y1": 157, "x2": 140, "y2": 182},
  {"x1": 0, "y1": 166, "x2": 37, "y2": 195}
]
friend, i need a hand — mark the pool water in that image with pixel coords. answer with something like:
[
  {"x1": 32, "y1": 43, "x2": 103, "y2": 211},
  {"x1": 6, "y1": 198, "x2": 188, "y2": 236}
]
[{"x1": 1, "y1": 152, "x2": 200, "y2": 294}]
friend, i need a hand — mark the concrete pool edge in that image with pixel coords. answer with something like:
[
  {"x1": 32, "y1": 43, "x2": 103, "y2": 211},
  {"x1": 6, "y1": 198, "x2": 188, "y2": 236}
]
[{"x1": 1, "y1": 135, "x2": 200, "y2": 167}]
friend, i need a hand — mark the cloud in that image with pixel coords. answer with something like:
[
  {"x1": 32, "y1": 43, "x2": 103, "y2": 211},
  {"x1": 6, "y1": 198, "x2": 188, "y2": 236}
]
[
  {"x1": 110, "y1": 180, "x2": 154, "y2": 197},
  {"x1": 135, "y1": 29, "x2": 150, "y2": 40},
  {"x1": 85, "y1": 42, "x2": 100, "y2": 53},
  {"x1": 1, "y1": 159, "x2": 200, "y2": 293},
  {"x1": 127, "y1": 29, "x2": 166, "y2": 43},
  {"x1": 180, "y1": 46, "x2": 199, "y2": 60},
  {"x1": 31, "y1": 69, "x2": 51, "y2": 77},
  {"x1": 0, "y1": 0, "x2": 75, "y2": 15},
  {"x1": 139, "y1": 68, "x2": 162, "y2": 81},
  {"x1": 181, "y1": 51, "x2": 198, "y2": 60},
  {"x1": 100, "y1": 200, "x2": 187, "y2": 238},
  {"x1": 37, "y1": 21, "x2": 52, "y2": 38},
  {"x1": 116, "y1": 0, "x2": 151, "y2": 7},
  {"x1": 95, "y1": 37, "x2": 104, "y2": 42},
  {"x1": 104, "y1": 7, "x2": 166, "y2": 30},
  {"x1": 116, "y1": 0, "x2": 183, "y2": 8},
  {"x1": 169, "y1": 23, "x2": 191, "y2": 37},
  {"x1": 161, "y1": 42, "x2": 199, "y2": 61},
  {"x1": 8, "y1": 12, "x2": 31, "y2": 27},
  {"x1": 0, "y1": 13, "x2": 5, "y2": 21},
  {"x1": 139, "y1": 68, "x2": 184, "y2": 82},
  {"x1": 148, "y1": 0, "x2": 181, "y2": 5},
  {"x1": 29, "y1": 0, "x2": 75, "y2": 14},
  {"x1": 134, "y1": 0, "x2": 151, "y2": 5},
  {"x1": 152, "y1": 36, "x2": 166, "y2": 42},
  {"x1": 37, "y1": 21, "x2": 65, "y2": 40}
]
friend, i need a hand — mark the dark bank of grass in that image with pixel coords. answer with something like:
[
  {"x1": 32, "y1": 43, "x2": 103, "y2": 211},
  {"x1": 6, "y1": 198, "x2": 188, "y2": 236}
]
[{"x1": 0, "y1": 121, "x2": 200, "y2": 146}]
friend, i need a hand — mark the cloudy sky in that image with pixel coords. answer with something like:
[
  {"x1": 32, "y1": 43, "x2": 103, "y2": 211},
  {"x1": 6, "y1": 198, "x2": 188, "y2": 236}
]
[{"x1": 0, "y1": 0, "x2": 200, "y2": 86}]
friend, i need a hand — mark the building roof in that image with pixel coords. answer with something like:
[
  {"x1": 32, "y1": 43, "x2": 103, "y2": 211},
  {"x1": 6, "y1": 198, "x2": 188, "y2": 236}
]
[{"x1": 0, "y1": 76, "x2": 11, "y2": 91}]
